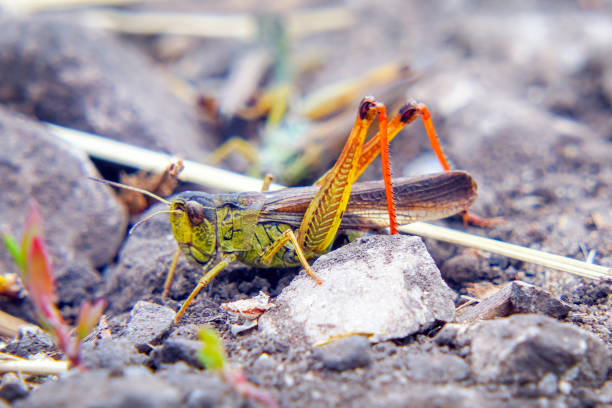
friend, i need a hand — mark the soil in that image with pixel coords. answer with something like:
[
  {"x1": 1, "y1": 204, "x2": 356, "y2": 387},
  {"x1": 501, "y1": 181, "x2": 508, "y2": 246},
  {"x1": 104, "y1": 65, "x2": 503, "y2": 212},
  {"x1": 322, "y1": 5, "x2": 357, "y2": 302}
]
[{"x1": 0, "y1": 1, "x2": 610, "y2": 407}]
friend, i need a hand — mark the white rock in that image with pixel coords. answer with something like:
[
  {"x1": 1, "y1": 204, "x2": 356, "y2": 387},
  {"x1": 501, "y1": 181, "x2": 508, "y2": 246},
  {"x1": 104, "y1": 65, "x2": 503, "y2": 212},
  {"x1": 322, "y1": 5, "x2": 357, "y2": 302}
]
[{"x1": 259, "y1": 235, "x2": 455, "y2": 345}]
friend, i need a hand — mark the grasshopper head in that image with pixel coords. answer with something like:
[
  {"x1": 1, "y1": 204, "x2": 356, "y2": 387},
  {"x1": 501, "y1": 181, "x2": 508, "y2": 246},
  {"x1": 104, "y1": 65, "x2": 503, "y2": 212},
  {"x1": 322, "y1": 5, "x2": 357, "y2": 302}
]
[{"x1": 169, "y1": 192, "x2": 217, "y2": 268}]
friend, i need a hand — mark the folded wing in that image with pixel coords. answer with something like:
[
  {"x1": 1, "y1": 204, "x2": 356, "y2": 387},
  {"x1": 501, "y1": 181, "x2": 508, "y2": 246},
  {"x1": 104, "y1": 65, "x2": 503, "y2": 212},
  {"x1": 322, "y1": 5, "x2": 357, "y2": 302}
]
[{"x1": 258, "y1": 171, "x2": 477, "y2": 230}]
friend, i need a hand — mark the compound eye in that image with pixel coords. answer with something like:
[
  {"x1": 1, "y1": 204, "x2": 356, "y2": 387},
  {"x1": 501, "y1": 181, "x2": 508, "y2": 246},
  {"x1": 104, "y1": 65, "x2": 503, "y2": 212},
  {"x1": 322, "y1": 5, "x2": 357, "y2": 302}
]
[{"x1": 185, "y1": 201, "x2": 206, "y2": 225}]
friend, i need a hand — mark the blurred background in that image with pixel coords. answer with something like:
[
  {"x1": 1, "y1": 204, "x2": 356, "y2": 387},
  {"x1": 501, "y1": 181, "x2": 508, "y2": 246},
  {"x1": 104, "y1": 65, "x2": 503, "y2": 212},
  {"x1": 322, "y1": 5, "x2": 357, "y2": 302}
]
[{"x1": 1, "y1": 0, "x2": 610, "y2": 186}]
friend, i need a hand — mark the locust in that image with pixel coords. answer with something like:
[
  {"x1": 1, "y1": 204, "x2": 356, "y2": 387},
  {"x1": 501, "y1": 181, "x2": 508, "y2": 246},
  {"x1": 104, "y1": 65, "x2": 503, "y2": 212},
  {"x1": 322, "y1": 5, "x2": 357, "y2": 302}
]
[{"x1": 98, "y1": 97, "x2": 477, "y2": 323}]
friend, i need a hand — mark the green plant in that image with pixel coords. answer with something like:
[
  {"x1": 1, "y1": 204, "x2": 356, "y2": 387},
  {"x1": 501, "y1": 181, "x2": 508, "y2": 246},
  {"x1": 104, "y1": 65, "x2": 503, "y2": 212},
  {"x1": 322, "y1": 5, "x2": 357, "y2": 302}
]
[
  {"x1": 198, "y1": 327, "x2": 278, "y2": 408},
  {"x1": 2, "y1": 200, "x2": 105, "y2": 369}
]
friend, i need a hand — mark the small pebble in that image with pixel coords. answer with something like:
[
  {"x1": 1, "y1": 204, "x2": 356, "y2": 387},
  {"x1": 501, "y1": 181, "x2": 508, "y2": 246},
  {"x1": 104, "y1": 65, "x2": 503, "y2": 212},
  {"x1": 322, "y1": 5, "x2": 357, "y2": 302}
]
[
  {"x1": 122, "y1": 301, "x2": 176, "y2": 353},
  {"x1": 313, "y1": 335, "x2": 372, "y2": 371}
]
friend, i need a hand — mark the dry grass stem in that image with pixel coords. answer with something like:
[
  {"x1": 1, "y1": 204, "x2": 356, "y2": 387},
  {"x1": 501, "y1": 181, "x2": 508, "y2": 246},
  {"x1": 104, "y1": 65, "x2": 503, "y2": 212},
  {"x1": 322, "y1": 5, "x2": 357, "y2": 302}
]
[
  {"x1": 47, "y1": 123, "x2": 285, "y2": 192},
  {"x1": 81, "y1": 10, "x2": 257, "y2": 39},
  {"x1": 0, "y1": 354, "x2": 69, "y2": 375},
  {"x1": 78, "y1": 8, "x2": 353, "y2": 39},
  {"x1": 0, "y1": 310, "x2": 37, "y2": 338},
  {"x1": 400, "y1": 223, "x2": 611, "y2": 280},
  {"x1": 0, "y1": 0, "x2": 159, "y2": 13}
]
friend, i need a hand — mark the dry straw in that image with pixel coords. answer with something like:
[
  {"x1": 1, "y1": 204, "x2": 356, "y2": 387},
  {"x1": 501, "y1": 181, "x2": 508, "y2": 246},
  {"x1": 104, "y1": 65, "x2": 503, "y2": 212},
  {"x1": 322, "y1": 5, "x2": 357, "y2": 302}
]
[
  {"x1": 0, "y1": 352, "x2": 68, "y2": 375},
  {"x1": 0, "y1": 1, "x2": 354, "y2": 40}
]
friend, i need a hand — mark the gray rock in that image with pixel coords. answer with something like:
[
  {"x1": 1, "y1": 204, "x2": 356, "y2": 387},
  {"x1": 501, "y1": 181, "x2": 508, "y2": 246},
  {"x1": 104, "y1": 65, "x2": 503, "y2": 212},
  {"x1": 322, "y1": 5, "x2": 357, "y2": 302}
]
[
  {"x1": 13, "y1": 360, "x2": 245, "y2": 408},
  {"x1": 81, "y1": 338, "x2": 147, "y2": 370},
  {"x1": 14, "y1": 368, "x2": 182, "y2": 408},
  {"x1": 0, "y1": 383, "x2": 28, "y2": 404},
  {"x1": 0, "y1": 109, "x2": 125, "y2": 317},
  {"x1": 403, "y1": 351, "x2": 471, "y2": 383},
  {"x1": 564, "y1": 280, "x2": 611, "y2": 306},
  {"x1": 597, "y1": 380, "x2": 612, "y2": 405},
  {"x1": 13, "y1": 362, "x2": 245, "y2": 408},
  {"x1": 157, "y1": 362, "x2": 243, "y2": 408},
  {"x1": 434, "y1": 323, "x2": 469, "y2": 350},
  {"x1": 168, "y1": 324, "x2": 201, "y2": 341},
  {"x1": 2, "y1": 326, "x2": 56, "y2": 359},
  {"x1": 121, "y1": 301, "x2": 176, "y2": 353},
  {"x1": 0, "y1": 17, "x2": 216, "y2": 159},
  {"x1": 363, "y1": 385, "x2": 489, "y2": 408},
  {"x1": 252, "y1": 353, "x2": 278, "y2": 373},
  {"x1": 464, "y1": 314, "x2": 610, "y2": 393},
  {"x1": 535, "y1": 373, "x2": 559, "y2": 397},
  {"x1": 150, "y1": 337, "x2": 204, "y2": 369},
  {"x1": 455, "y1": 280, "x2": 572, "y2": 323},
  {"x1": 0, "y1": 373, "x2": 29, "y2": 403},
  {"x1": 440, "y1": 252, "x2": 481, "y2": 283},
  {"x1": 259, "y1": 235, "x2": 456, "y2": 345},
  {"x1": 313, "y1": 335, "x2": 371, "y2": 371}
]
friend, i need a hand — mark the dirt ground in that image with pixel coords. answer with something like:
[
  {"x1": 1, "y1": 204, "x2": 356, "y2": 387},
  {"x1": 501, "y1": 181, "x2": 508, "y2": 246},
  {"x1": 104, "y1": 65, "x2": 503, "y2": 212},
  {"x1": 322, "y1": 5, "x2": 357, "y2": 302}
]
[{"x1": 0, "y1": 1, "x2": 610, "y2": 407}]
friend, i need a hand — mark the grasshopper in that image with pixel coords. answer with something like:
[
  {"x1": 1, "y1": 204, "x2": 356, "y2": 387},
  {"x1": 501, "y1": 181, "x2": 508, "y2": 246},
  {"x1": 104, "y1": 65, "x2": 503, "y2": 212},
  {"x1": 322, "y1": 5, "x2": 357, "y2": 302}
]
[{"x1": 99, "y1": 97, "x2": 477, "y2": 323}]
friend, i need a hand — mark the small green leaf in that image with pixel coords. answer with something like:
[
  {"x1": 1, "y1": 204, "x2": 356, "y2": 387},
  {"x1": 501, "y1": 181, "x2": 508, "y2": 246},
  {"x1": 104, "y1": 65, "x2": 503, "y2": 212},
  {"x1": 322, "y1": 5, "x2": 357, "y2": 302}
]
[
  {"x1": 2, "y1": 233, "x2": 25, "y2": 271},
  {"x1": 75, "y1": 299, "x2": 106, "y2": 341},
  {"x1": 197, "y1": 327, "x2": 227, "y2": 371},
  {"x1": 4, "y1": 201, "x2": 87, "y2": 369}
]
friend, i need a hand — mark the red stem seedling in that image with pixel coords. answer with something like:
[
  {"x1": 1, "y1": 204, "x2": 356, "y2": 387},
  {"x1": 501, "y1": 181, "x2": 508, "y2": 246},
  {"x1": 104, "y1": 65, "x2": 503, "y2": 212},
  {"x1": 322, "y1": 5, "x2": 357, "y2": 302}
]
[
  {"x1": 198, "y1": 327, "x2": 278, "y2": 408},
  {"x1": 2, "y1": 200, "x2": 106, "y2": 369}
]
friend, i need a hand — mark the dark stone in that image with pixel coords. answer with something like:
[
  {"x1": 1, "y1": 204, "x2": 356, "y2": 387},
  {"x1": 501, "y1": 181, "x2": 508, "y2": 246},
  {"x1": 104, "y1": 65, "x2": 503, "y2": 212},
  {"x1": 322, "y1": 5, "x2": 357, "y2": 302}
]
[
  {"x1": 364, "y1": 385, "x2": 489, "y2": 408},
  {"x1": 440, "y1": 252, "x2": 481, "y2": 283},
  {"x1": 403, "y1": 351, "x2": 470, "y2": 383},
  {"x1": 465, "y1": 314, "x2": 609, "y2": 393},
  {"x1": 120, "y1": 302, "x2": 176, "y2": 353},
  {"x1": 455, "y1": 281, "x2": 573, "y2": 323},
  {"x1": 0, "y1": 17, "x2": 216, "y2": 160},
  {"x1": 149, "y1": 338, "x2": 204, "y2": 369},
  {"x1": 11, "y1": 362, "x2": 244, "y2": 408},
  {"x1": 565, "y1": 281, "x2": 610, "y2": 306},
  {"x1": 2, "y1": 327, "x2": 57, "y2": 359},
  {"x1": 0, "y1": 382, "x2": 29, "y2": 403},
  {"x1": 14, "y1": 368, "x2": 182, "y2": 408},
  {"x1": 433, "y1": 323, "x2": 466, "y2": 349},
  {"x1": 0, "y1": 108, "x2": 125, "y2": 319},
  {"x1": 313, "y1": 335, "x2": 372, "y2": 371},
  {"x1": 157, "y1": 363, "x2": 241, "y2": 408},
  {"x1": 506, "y1": 281, "x2": 572, "y2": 317},
  {"x1": 81, "y1": 338, "x2": 147, "y2": 370}
]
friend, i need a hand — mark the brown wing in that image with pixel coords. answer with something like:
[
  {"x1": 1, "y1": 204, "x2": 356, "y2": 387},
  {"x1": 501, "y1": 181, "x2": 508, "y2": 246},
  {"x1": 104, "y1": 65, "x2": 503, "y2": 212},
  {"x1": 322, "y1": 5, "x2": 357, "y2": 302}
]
[{"x1": 258, "y1": 171, "x2": 477, "y2": 229}]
